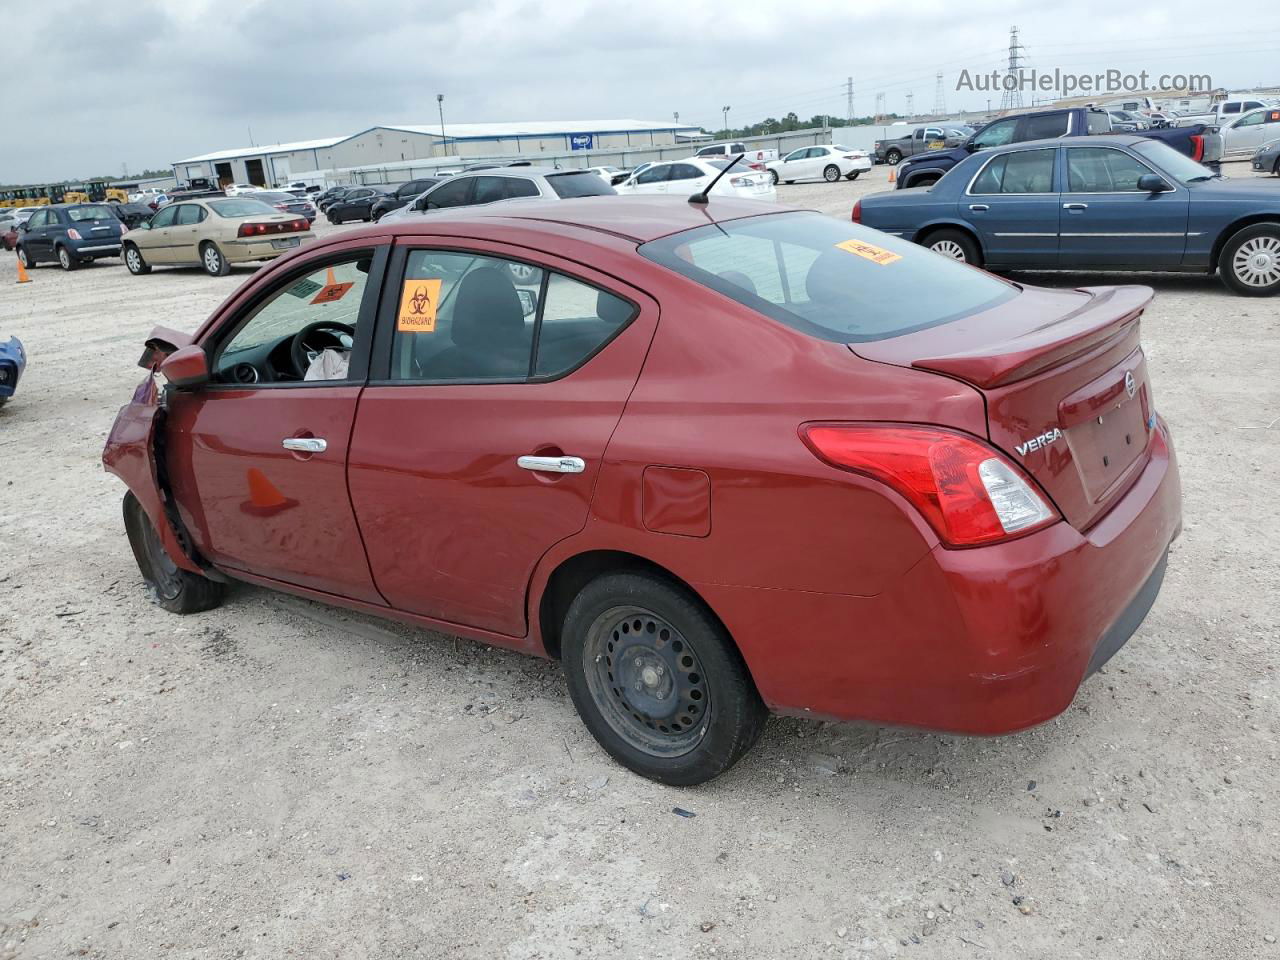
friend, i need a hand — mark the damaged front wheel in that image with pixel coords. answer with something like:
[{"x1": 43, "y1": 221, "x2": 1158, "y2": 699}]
[{"x1": 123, "y1": 493, "x2": 224, "y2": 614}]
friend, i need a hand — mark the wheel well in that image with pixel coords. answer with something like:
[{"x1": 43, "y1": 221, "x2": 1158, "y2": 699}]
[
  {"x1": 901, "y1": 170, "x2": 943, "y2": 188},
  {"x1": 915, "y1": 222, "x2": 981, "y2": 252},
  {"x1": 538, "y1": 550, "x2": 721, "y2": 661},
  {"x1": 1209, "y1": 215, "x2": 1280, "y2": 268}
]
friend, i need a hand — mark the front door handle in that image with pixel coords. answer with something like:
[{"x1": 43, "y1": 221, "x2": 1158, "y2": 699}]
[
  {"x1": 1063, "y1": 202, "x2": 1089, "y2": 210},
  {"x1": 282, "y1": 437, "x2": 327, "y2": 453},
  {"x1": 517, "y1": 455, "x2": 585, "y2": 474},
  {"x1": 968, "y1": 203, "x2": 990, "y2": 211}
]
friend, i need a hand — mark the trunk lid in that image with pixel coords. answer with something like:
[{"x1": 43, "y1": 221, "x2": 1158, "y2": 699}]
[{"x1": 854, "y1": 284, "x2": 1156, "y2": 531}]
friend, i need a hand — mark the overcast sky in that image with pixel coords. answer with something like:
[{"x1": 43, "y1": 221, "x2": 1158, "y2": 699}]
[{"x1": 8, "y1": 0, "x2": 1280, "y2": 182}]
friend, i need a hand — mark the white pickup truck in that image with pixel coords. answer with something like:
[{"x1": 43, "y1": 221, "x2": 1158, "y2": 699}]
[
  {"x1": 1174, "y1": 99, "x2": 1272, "y2": 127},
  {"x1": 693, "y1": 142, "x2": 779, "y2": 164}
]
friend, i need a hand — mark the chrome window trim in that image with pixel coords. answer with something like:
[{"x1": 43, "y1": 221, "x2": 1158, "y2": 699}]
[
  {"x1": 1062, "y1": 145, "x2": 1178, "y2": 195},
  {"x1": 964, "y1": 147, "x2": 1059, "y2": 197}
]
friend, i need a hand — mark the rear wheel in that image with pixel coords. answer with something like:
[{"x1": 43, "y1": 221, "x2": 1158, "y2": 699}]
[
  {"x1": 124, "y1": 243, "x2": 151, "y2": 275},
  {"x1": 123, "y1": 494, "x2": 224, "y2": 615},
  {"x1": 823, "y1": 164, "x2": 841, "y2": 182},
  {"x1": 923, "y1": 228, "x2": 982, "y2": 266},
  {"x1": 57, "y1": 246, "x2": 77, "y2": 271},
  {"x1": 768, "y1": 169, "x2": 779, "y2": 185},
  {"x1": 886, "y1": 148, "x2": 903, "y2": 165},
  {"x1": 1219, "y1": 224, "x2": 1280, "y2": 296},
  {"x1": 561, "y1": 572, "x2": 768, "y2": 785},
  {"x1": 201, "y1": 241, "x2": 230, "y2": 277}
]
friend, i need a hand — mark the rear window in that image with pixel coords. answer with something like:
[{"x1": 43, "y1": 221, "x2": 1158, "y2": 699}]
[
  {"x1": 67, "y1": 205, "x2": 114, "y2": 221},
  {"x1": 208, "y1": 198, "x2": 277, "y2": 217},
  {"x1": 546, "y1": 172, "x2": 616, "y2": 198},
  {"x1": 639, "y1": 211, "x2": 1016, "y2": 343}
]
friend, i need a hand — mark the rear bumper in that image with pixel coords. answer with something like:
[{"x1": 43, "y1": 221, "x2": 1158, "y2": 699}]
[
  {"x1": 223, "y1": 234, "x2": 315, "y2": 261},
  {"x1": 71, "y1": 242, "x2": 121, "y2": 256},
  {"x1": 699, "y1": 421, "x2": 1182, "y2": 734}
]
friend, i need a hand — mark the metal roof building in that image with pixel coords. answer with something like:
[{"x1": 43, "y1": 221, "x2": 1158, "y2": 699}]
[{"x1": 172, "y1": 120, "x2": 702, "y2": 188}]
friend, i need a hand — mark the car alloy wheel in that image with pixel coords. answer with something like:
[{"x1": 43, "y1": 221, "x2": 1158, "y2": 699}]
[
  {"x1": 58, "y1": 247, "x2": 76, "y2": 270},
  {"x1": 1231, "y1": 235, "x2": 1280, "y2": 289},
  {"x1": 583, "y1": 604, "x2": 712, "y2": 758},
  {"x1": 823, "y1": 165, "x2": 841, "y2": 182},
  {"x1": 931, "y1": 239, "x2": 968, "y2": 260},
  {"x1": 886, "y1": 150, "x2": 902, "y2": 165}
]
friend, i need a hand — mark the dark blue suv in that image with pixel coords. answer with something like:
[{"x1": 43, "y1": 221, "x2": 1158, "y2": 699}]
[{"x1": 16, "y1": 203, "x2": 125, "y2": 271}]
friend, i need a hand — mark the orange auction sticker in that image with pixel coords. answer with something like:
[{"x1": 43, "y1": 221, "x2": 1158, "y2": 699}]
[
  {"x1": 311, "y1": 281, "x2": 354, "y2": 304},
  {"x1": 835, "y1": 238, "x2": 902, "y2": 265},
  {"x1": 396, "y1": 278, "x2": 442, "y2": 333}
]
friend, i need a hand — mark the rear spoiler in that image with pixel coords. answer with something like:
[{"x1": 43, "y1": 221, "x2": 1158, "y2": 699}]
[
  {"x1": 911, "y1": 286, "x2": 1152, "y2": 388},
  {"x1": 138, "y1": 326, "x2": 195, "y2": 371}
]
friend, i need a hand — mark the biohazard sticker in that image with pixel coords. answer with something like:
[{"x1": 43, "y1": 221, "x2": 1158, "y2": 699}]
[
  {"x1": 397, "y1": 278, "x2": 443, "y2": 333},
  {"x1": 835, "y1": 238, "x2": 902, "y2": 265},
  {"x1": 311, "y1": 282, "x2": 354, "y2": 304}
]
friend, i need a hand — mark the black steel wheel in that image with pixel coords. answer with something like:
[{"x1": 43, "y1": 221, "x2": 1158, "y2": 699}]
[{"x1": 562, "y1": 572, "x2": 767, "y2": 785}]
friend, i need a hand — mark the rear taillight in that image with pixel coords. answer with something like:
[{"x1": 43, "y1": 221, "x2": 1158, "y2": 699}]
[
  {"x1": 237, "y1": 219, "x2": 308, "y2": 237},
  {"x1": 274, "y1": 203, "x2": 288, "y2": 210},
  {"x1": 800, "y1": 423, "x2": 1058, "y2": 547},
  {"x1": 67, "y1": 228, "x2": 82, "y2": 240},
  {"x1": 747, "y1": 162, "x2": 764, "y2": 170},
  {"x1": 1190, "y1": 134, "x2": 1204, "y2": 162},
  {"x1": 851, "y1": 199, "x2": 862, "y2": 223},
  {"x1": 296, "y1": 218, "x2": 309, "y2": 231}
]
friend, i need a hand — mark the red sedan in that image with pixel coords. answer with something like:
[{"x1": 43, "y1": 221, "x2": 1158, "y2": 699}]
[{"x1": 103, "y1": 197, "x2": 1181, "y2": 785}]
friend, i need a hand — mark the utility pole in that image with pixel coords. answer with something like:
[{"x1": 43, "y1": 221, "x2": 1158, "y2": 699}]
[
  {"x1": 932, "y1": 72, "x2": 946, "y2": 117},
  {"x1": 874, "y1": 92, "x2": 886, "y2": 124},
  {"x1": 722, "y1": 105, "x2": 731, "y2": 137},
  {"x1": 436, "y1": 94, "x2": 446, "y2": 149},
  {"x1": 673, "y1": 111, "x2": 679, "y2": 124},
  {"x1": 998, "y1": 25, "x2": 1025, "y2": 111},
  {"x1": 846, "y1": 76, "x2": 854, "y2": 125},
  {"x1": 905, "y1": 92, "x2": 914, "y2": 121}
]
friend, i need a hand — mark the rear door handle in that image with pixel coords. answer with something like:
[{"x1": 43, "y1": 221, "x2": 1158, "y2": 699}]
[
  {"x1": 517, "y1": 455, "x2": 585, "y2": 474},
  {"x1": 1063, "y1": 202, "x2": 1088, "y2": 210},
  {"x1": 282, "y1": 437, "x2": 327, "y2": 453},
  {"x1": 968, "y1": 203, "x2": 990, "y2": 211}
]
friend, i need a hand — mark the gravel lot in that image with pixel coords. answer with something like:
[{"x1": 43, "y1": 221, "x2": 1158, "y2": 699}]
[{"x1": 2, "y1": 165, "x2": 1278, "y2": 959}]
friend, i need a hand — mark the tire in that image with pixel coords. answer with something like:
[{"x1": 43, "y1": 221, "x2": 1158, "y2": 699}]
[
  {"x1": 823, "y1": 164, "x2": 841, "y2": 182},
  {"x1": 886, "y1": 149, "x2": 903, "y2": 165},
  {"x1": 123, "y1": 243, "x2": 151, "y2": 275},
  {"x1": 1219, "y1": 223, "x2": 1280, "y2": 296},
  {"x1": 201, "y1": 241, "x2": 230, "y2": 277},
  {"x1": 373, "y1": 208, "x2": 385, "y2": 222},
  {"x1": 768, "y1": 169, "x2": 779, "y2": 185},
  {"x1": 923, "y1": 228, "x2": 982, "y2": 266},
  {"x1": 561, "y1": 572, "x2": 768, "y2": 785},
  {"x1": 122, "y1": 494, "x2": 224, "y2": 615},
  {"x1": 17, "y1": 245, "x2": 35, "y2": 269},
  {"x1": 845, "y1": 171, "x2": 861, "y2": 180},
  {"x1": 57, "y1": 245, "x2": 77, "y2": 271}
]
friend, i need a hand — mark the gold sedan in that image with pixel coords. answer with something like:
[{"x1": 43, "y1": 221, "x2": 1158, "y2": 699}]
[{"x1": 122, "y1": 197, "x2": 315, "y2": 276}]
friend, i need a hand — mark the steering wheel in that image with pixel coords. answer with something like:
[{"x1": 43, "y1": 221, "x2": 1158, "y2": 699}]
[{"x1": 290, "y1": 321, "x2": 355, "y2": 379}]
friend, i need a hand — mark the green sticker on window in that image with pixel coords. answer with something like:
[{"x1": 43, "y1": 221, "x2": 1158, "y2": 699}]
[{"x1": 286, "y1": 277, "x2": 322, "y2": 299}]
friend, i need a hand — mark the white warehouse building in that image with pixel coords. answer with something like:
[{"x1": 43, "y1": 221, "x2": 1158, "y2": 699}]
[{"x1": 172, "y1": 119, "x2": 703, "y2": 187}]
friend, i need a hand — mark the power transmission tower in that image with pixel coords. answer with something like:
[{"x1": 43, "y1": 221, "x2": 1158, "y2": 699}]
[
  {"x1": 905, "y1": 92, "x2": 914, "y2": 120},
  {"x1": 998, "y1": 25, "x2": 1025, "y2": 111},
  {"x1": 932, "y1": 72, "x2": 946, "y2": 117},
  {"x1": 846, "y1": 77, "x2": 854, "y2": 125}
]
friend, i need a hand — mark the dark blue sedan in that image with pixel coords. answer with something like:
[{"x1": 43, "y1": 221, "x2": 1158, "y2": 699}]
[
  {"x1": 0, "y1": 333, "x2": 26, "y2": 406},
  {"x1": 855, "y1": 135, "x2": 1280, "y2": 296},
  {"x1": 15, "y1": 203, "x2": 125, "y2": 271}
]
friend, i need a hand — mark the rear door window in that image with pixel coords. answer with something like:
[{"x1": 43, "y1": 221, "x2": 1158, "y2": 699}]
[
  {"x1": 176, "y1": 204, "x2": 206, "y2": 225},
  {"x1": 969, "y1": 148, "x2": 1056, "y2": 193},
  {"x1": 472, "y1": 177, "x2": 509, "y2": 204},
  {"x1": 546, "y1": 172, "x2": 614, "y2": 198},
  {"x1": 1065, "y1": 147, "x2": 1156, "y2": 192},
  {"x1": 639, "y1": 211, "x2": 1016, "y2": 343}
]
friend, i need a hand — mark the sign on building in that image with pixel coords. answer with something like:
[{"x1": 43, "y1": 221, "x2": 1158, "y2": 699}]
[{"x1": 570, "y1": 133, "x2": 594, "y2": 151}]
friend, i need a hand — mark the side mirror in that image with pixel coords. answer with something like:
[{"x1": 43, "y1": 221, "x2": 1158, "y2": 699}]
[
  {"x1": 138, "y1": 220, "x2": 152, "y2": 229},
  {"x1": 1137, "y1": 174, "x2": 1172, "y2": 193},
  {"x1": 159, "y1": 345, "x2": 210, "y2": 389},
  {"x1": 516, "y1": 289, "x2": 538, "y2": 317},
  {"x1": 965, "y1": 140, "x2": 980, "y2": 152}
]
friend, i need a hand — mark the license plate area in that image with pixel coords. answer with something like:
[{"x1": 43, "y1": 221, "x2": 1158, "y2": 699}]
[{"x1": 271, "y1": 236, "x2": 300, "y2": 249}]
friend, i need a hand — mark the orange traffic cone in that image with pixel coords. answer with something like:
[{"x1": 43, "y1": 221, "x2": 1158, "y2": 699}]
[
  {"x1": 325, "y1": 266, "x2": 337, "y2": 286},
  {"x1": 887, "y1": 165, "x2": 897, "y2": 184},
  {"x1": 15, "y1": 256, "x2": 31, "y2": 284}
]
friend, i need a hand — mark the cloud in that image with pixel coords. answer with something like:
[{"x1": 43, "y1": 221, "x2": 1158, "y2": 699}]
[{"x1": 5, "y1": 0, "x2": 1279, "y2": 181}]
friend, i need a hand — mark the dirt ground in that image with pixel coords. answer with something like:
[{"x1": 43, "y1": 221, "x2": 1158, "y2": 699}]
[{"x1": 1, "y1": 165, "x2": 1278, "y2": 959}]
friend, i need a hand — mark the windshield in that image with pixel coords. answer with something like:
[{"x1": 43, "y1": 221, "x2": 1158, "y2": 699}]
[
  {"x1": 1131, "y1": 140, "x2": 1217, "y2": 182},
  {"x1": 546, "y1": 172, "x2": 616, "y2": 198},
  {"x1": 208, "y1": 198, "x2": 278, "y2": 217},
  {"x1": 67, "y1": 205, "x2": 114, "y2": 221},
  {"x1": 639, "y1": 212, "x2": 1016, "y2": 343}
]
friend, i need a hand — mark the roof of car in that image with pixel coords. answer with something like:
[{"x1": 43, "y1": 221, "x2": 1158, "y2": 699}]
[{"x1": 369, "y1": 195, "x2": 788, "y2": 243}]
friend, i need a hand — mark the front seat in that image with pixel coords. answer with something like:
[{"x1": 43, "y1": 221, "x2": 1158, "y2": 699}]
[{"x1": 418, "y1": 267, "x2": 531, "y2": 380}]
